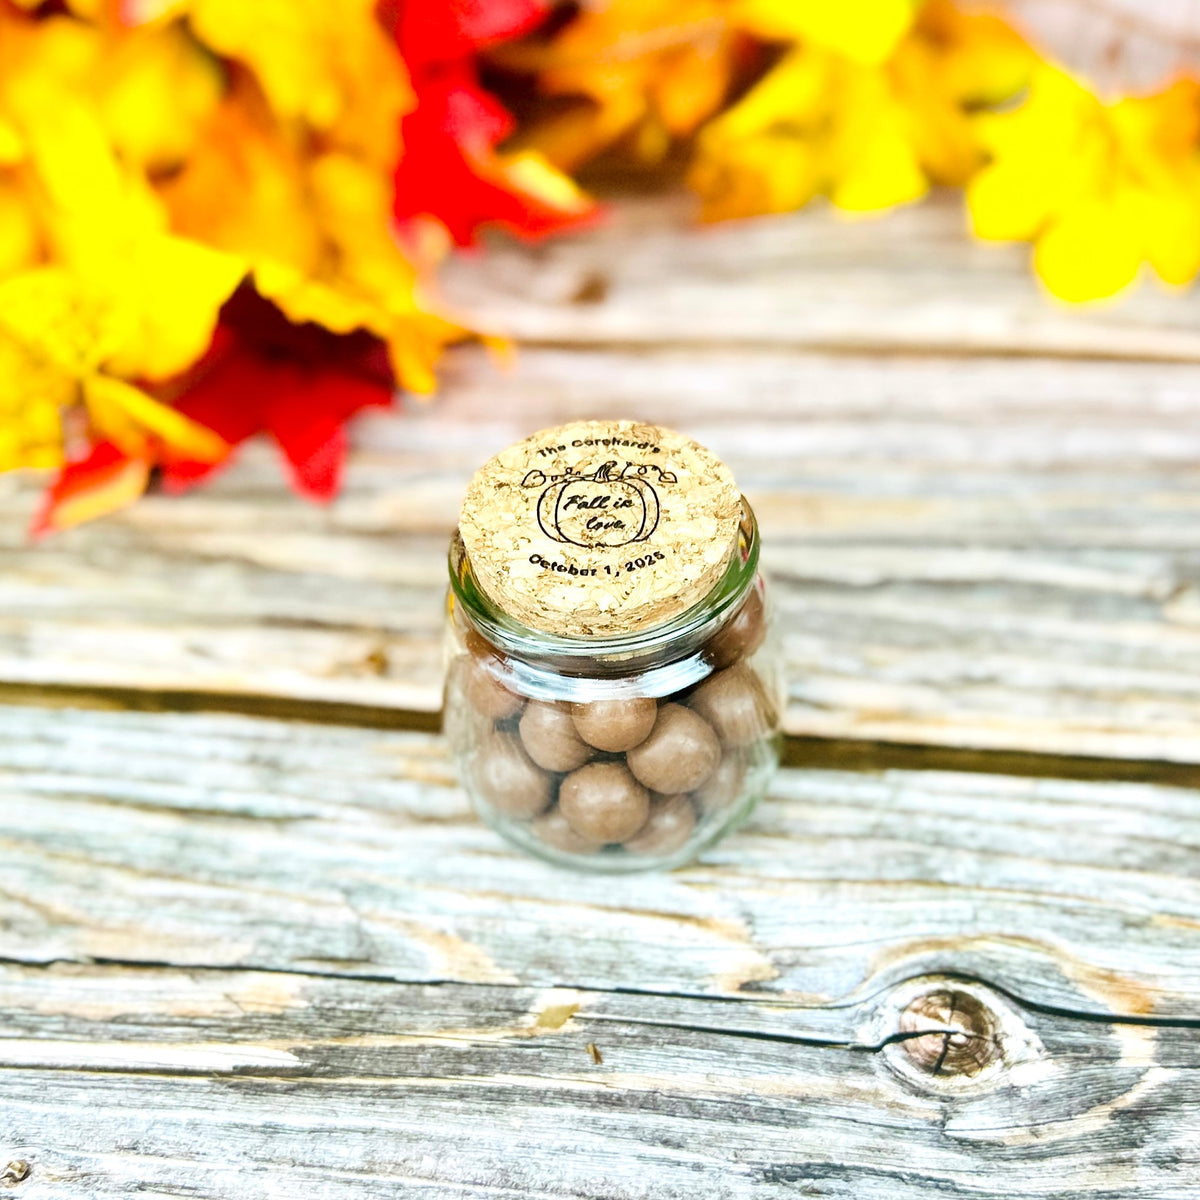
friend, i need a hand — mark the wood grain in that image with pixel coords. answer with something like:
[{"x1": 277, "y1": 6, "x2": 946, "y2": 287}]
[
  {"x1": 5, "y1": 328, "x2": 1200, "y2": 759},
  {"x1": 3, "y1": 963, "x2": 1198, "y2": 1200},
  {"x1": 440, "y1": 194, "x2": 1200, "y2": 361},
  {"x1": 988, "y1": 0, "x2": 1200, "y2": 94},
  {"x1": 2, "y1": 700, "x2": 1198, "y2": 1198},
  {"x1": 3, "y1": 704, "x2": 1197, "y2": 1020},
  {"x1": 6, "y1": 195, "x2": 1200, "y2": 1198}
]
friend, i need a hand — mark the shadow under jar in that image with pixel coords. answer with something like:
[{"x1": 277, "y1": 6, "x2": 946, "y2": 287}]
[{"x1": 444, "y1": 420, "x2": 784, "y2": 873}]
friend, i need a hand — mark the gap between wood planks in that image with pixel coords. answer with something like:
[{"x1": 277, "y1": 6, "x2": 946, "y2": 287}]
[
  {"x1": 5, "y1": 678, "x2": 1199, "y2": 790},
  {"x1": 488, "y1": 331, "x2": 1200, "y2": 368}
]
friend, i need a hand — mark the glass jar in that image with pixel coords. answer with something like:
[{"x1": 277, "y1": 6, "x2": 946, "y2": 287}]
[{"x1": 443, "y1": 421, "x2": 783, "y2": 872}]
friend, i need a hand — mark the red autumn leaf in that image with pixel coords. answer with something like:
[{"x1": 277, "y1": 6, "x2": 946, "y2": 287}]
[
  {"x1": 384, "y1": 0, "x2": 549, "y2": 69},
  {"x1": 31, "y1": 440, "x2": 150, "y2": 539},
  {"x1": 393, "y1": 72, "x2": 594, "y2": 245},
  {"x1": 162, "y1": 287, "x2": 395, "y2": 501},
  {"x1": 386, "y1": 0, "x2": 594, "y2": 245}
]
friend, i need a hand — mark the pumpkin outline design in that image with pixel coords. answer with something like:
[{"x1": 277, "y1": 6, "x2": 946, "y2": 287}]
[{"x1": 531, "y1": 468, "x2": 663, "y2": 549}]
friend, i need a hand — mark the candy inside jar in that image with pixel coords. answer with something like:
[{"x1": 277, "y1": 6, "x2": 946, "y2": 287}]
[{"x1": 444, "y1": 420, "x2": 783, "y2": 872}]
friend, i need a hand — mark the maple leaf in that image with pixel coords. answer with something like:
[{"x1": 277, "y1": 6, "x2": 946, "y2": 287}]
[
  {"x1": 687, "y1": 0, "x2": 1032, "y2": 219},
  {"x1": 510, "y1": 0, "x2": 752, "y2": 171},
  {"x1": 969, "y1": 66, "x2": 1200, "y2": 300},
  {"x1": 385, "y1": 0, "x2": 594, "y2": 246},
  {"x1": 161, "y1": 286, "x2": 396, "y2": 501},
  {"x1": 183, "y1": 0, "x2": 413, "y2": 167}
]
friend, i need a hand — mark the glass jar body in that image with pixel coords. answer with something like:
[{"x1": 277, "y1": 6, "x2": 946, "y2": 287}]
[{"x1": 443, "y1": 554, "x2": 784, "y2": 872}]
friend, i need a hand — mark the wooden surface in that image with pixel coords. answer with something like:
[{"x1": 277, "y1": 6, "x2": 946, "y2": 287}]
[
  {"x1": 2, "y1": 194, "x2": 1199, "y2": 1197},
  {"x1": 5, "y1": 197, "x2": 1200, "y2": 761}
]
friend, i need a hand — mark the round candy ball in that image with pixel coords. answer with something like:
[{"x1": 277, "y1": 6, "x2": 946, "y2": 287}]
[
  {"x1": 626, "y1": 703, "x2": 720, "y2": 794},
  {"x1": 691, "y1": 754, "x2": 746, "y2": 815},
  {"x1": 532, "y1": 806, "x2": 602, "y2": 856},
  {"x1": 519, "y1": 701, "x2": 594, "y2": 773},
  {"x1": 705, "y1": 586, "x2": 766, "y2": 669},
  {"x1": 689, "y1": 663, "x2": 776, "y2": 747},
  {"x1": 461, "y1": 655, "x2": 524, "y2": 722},
  {"x1": 472, "y1": 732, "x2": 552, "y2": 819},
  {"x1": 624, "y1": 794, "x2": 696, "y2": 856},
  {"x1": 559, "y1": 762, "x2": 650, "y2": 843},
  {"x1": 570, "y1": 697, "x2": 658, "y2": 752},
  {"x1": 443, "y1": 656, "x2": 496, "y2": 745}
]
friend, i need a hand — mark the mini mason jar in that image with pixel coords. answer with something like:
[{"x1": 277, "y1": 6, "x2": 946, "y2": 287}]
[{"x1": 444, "y1": 419, "x2": 783, "y2": 872}]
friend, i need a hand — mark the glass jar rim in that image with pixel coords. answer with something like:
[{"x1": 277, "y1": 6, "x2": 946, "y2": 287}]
[{"x1": 448, "y1": 495, "x2": 761, "y2": 675}]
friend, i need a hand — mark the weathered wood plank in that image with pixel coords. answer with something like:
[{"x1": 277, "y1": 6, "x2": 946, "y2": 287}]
[
  {"x1": 441, "y1": 193, "x2": 1200, "y2": 361},
  {"x1": 2, "y1": 963, "x2": 1198, "y2": 1199},
  {"x1": 4, "y1": 336, "x2": 1200, "y2": 759},
  {"x1": 2, "y1": 704, "x2": 1197, "y2": 1020}
]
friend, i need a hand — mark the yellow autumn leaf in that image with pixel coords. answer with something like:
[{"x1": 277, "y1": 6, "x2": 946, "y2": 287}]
[
  {"x1": 186, "y1": 0, "x2": 412, "y2": 165},
  {"x1": 163, "y1": 82, "x2": 466, "y2": 398},
  {"x1": 103, "y1": 231, "x2": 244, "y2": 381},
  {"x1": 1138, "y1": 183, "x2": 1200, "y2": 286},
  {"x1": 9, "y1": 0, "x2": 105, "y2": 18},
  {"x1": 0, "y1": 118, "x2": 23, "y2": 165},
  {"x1": 83, "y1": 374, "x2": 228, "y2": 462},
  {"x1": 1033, "y1": 197, "x2": 1143, "y2": 303},
  {"x1": 0, "y1": 176, "x2": 40, "y2": 275},
  {"x1": 253, "y1": 262, "x2": 378, "y2": 334},
  {"x1": 0, "y1": 335, "x2": 70, "y2": 472},
  {"x1": 307, "y1": 151, "x2": 421, "y2": 309},
  {"x1": 97, "y1": 21, "x2": 225, "y2": 172},
  {"x1": 827, "y1": 62, "x2": 929, "y2": 211},
  {"x1": 895, "y1": 0, "x2": 1032, "y2": 187},
  {"x1": 1, "y1": 28, "x2": 245, "y2": 381},
  {"x1": 732, "y1": 0, "x2": 919, "y2": 64},
  {"x1": 688, "y1": 45, "x2": 826, "y2": 217},
  {"x1": 261, "y1": 154, "x2": 469, "y2": 392},
  {"x1": 967, "y1": 154, "x2": 1056, "y2": 241},
  {"x1": 159, "y1": 87, "x2": 326, "y2": 275},
  {"x1": 689, "y1": 1, "x2": 1031, "y2": 221},
  {"x1": 0, "y1": 268, "x2": 130, "y2": 378},
  {"x1": 969, "y1": 64, "x2": 1200, "y2": 300},
  {"x1": 0, "y1": 259, "x2": 234, "y2": 462},
  {"x1": 521, "y1": 0, "x2": 741, "y2": 169}
]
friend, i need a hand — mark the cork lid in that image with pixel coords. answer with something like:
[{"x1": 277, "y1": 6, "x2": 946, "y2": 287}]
[{"x1": 459, "y1": 420, "x2": 742, "y2": 638}]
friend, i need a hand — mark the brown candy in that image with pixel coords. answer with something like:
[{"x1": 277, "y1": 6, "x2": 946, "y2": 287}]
[
  {"x1": 570, "y1": 697, "x2": 657, "y2": 753},
  {"x1": 519, "y1": 701, "x2": 594, "y2": 773},
  {"x1": 532, "y1": 806, "x2": 602, "y2": 855},
  {"x1": 624, "y1": 794, "x2": 696, "y2": 856},
  {"x1": 689, "y1": 663, "x2": 775, "y2": 747},
  {"x1": 704, "y1": 587, "x2": 766, "y2": 669},
  {"x1": 472, "y1": 732, "x2": 552, "y2": 819},
  {"x1": 443, "y1": 657, "x2": 496, "y2": 746},
  {"x1": 461, "y1": 654, "x2": 524, "y2": 722},
  {"x1": 691, "y1": 754, "x2": 746, "y2": 815},
  {"x1": 626, "y1": 703, "x2": 720, "y2": 794},
  {"x1": 559, "y1": 762, "x2": 650, "y2": 843}
]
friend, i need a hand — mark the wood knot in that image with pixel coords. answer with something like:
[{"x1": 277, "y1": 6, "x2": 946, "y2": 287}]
[
  {"x1": 898, "y1": 988, "x2": 1000, "y2": 1077},
  {"x1": 873, "y1": 976, "x2": 1043, "y2": 1093}
]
